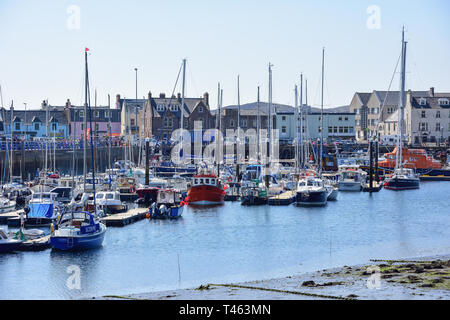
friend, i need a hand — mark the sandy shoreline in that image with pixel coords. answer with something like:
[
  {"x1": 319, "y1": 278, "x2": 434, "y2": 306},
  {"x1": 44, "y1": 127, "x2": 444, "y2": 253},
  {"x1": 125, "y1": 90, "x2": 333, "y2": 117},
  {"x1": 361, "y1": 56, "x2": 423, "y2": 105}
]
[{"x1": 93, "y1": 255, "x2": 450, "y2": 300}]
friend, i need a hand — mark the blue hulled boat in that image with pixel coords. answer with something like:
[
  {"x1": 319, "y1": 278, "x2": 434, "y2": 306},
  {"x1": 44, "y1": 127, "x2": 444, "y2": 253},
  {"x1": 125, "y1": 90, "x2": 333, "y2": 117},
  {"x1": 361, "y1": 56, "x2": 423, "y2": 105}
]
[{"x1": 50, "y1": 211, "x2": 106, "y2": 251}]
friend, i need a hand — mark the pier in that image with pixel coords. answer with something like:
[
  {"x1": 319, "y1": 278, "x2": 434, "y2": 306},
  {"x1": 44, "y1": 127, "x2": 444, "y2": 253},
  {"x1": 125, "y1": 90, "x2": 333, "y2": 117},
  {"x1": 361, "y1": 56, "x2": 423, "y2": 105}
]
[
  {"x1": 268, "y1": 191, "x2": 296, "y2": 205},
  {"x1": 101, "y1": 207, "x2": 148, "y2": 227}
]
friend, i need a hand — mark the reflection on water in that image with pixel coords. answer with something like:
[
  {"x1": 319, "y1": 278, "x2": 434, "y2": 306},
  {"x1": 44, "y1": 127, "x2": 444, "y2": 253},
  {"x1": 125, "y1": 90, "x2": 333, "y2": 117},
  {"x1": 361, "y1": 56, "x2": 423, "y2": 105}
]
[{"x1": 1, "y1": 182, "x2": 449, "y2": 299}]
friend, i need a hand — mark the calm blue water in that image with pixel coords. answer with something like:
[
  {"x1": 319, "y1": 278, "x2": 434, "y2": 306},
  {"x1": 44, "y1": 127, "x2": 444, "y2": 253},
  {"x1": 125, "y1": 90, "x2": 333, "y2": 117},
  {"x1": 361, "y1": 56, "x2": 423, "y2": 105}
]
[{"x1": 1, "y1": 181, "x2": 449, "y2": 299}]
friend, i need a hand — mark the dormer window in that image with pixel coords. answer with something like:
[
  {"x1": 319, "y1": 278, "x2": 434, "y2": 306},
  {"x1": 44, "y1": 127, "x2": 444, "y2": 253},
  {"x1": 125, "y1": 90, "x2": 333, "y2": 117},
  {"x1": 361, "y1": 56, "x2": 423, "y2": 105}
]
[
  {"x1": 170, "y1": 104, "x2": 178, "y2": 112},
  {"x1": 79, "y1": 110, "x2": 84, "y2": 118},
  {"x1": 198, "y1": 106, "x2": 203, "y2": 113},
  {"x1": 157, "y1": 104, "x2": 165, "y2": 112},
  {"x1": 438, "y1": 98, "x2": 449, "y2": 106},
  {"x1": 418, "y1": 98, "x2": 427, "y2": 105}
]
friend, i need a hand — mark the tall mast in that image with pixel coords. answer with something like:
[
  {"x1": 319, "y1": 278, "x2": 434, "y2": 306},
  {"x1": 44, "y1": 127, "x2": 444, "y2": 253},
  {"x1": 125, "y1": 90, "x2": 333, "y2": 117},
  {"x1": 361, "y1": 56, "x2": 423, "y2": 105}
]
[
  {"x1": 257, "y1": 86, "x2": 260, "y2": 164},
  {"x1": 83, "y1": 50, "x2": 88, "y2": 191},
  {"x1": 294, "y1": 85, "x2": 299, "y2": 169},
  {"x1": 180, "y1": 59, "x2": 186, "y2": 164},
  {"x1": 237, "y1": 75, "x2": 241, "y2": 168},
  {"x1": 299, "y1": 74, "x2": 303, "y2": 167},
  {"x1": 9, "y1": 101, "x2": 13, "y2": 182},
  {"x1": 266, "y1": 63, "x2": 273, "y2": 188},
  {"x1": 397, "y1": 27, "x2": 407, "y2": 170},
  {"x1": 320, "y1": 48, "x2": 325, "y2": 175},
  {"x1": 86, "y1": 52, "x2": 97, "y2": 213},
  {"x1": 108, "y1": 94, "x2": 112, "y2": 172},
  {"x1": 304, "y1": 78, "x2": 309, "y2": 163}
]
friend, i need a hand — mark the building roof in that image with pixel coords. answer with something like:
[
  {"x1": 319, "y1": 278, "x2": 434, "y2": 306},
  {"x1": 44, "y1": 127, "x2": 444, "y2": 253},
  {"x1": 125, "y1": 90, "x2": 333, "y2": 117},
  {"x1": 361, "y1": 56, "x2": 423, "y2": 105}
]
[
  {"x1": 356, "y1": 92, "x2": 371, "y2": 105},
  {"x1": 1, "y1": 109, "x2": 68, "y2": 125}
]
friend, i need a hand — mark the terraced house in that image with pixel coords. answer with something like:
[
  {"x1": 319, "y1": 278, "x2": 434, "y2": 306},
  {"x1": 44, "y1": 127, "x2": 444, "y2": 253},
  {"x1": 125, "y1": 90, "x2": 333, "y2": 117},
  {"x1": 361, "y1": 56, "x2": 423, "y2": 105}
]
[
  {"x1": 349, "y1": 89, "x2": 430, "y2": 142},
  {"x1": 1, "y1": 101, "x2": 69, "y2": 139},
  {"x1": 143, "y1": 92, "x2": 215, "y2": 140}
]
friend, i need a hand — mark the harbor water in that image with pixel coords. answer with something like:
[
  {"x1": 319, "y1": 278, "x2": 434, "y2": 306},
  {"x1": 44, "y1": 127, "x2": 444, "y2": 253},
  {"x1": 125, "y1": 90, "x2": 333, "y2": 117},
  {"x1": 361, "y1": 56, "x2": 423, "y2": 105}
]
[{"x1": 1, "y1": 181, "x2": 449, "y2": 299}]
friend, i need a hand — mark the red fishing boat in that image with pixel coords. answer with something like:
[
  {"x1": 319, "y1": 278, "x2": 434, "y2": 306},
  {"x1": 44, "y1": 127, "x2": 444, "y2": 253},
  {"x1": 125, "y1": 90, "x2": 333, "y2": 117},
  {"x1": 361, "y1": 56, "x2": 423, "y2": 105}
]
[{"x1": 187, "y1": 172, "x2": 225, "y2": 205}]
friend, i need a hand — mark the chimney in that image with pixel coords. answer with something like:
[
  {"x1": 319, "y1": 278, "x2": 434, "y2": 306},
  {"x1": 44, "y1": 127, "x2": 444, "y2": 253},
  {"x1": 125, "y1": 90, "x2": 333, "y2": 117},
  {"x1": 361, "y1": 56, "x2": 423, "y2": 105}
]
[
  {"x1": 148, "y1": 91, "x2": 152, "y2": 100},
  {"x1": 116, "y1": 94, "x2": 121, "y2": 110},
  {"x1": 41, "y1": 100, "x2": 47, "y2": 109},
  {"x1": 159, "y1": 93, "x2": 166, "y2": 98},
  {"x1": 203, "y1": 92, "x2": 209, "y2": 106},
  {"x1": 65, "y1": 99, "x2": 72, "y2": 108},
  {"x1": 429, "y1": 87, "x2": 435, "y2": 97},
  {"x1": 177, "y1": 93, "x2": 181, "y2": 101}
]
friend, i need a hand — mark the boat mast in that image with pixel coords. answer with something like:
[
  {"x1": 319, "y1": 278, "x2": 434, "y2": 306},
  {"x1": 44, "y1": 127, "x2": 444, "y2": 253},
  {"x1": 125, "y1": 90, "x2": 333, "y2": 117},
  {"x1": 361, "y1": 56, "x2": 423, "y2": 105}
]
[
  {"x1": 85, "y1": 51, "x2": 97, "y2": 213},
  {"x1": 257, "y1": 86, "x2": 260, "y2": 164},
  {"x1": 83, "y1": 50, "x2": 88, "y2": 192},
  {"x1": 237, "y1": 75, "x2": 240, "y2": 170},
  {"x1": 180, "y1": 59, "x2": 186, "y2": 164},
  {"x1": 294, "y1": 85, "x2": 299, "y2": 170},
  {"x1": 299, "y1": 74, "x2": 303, "y2": 168},
  {"x1": 265, "y1": 63, "x2": 273, "y2": 188},
  {"x1": 304, "y1": 78, "x2": 309, "y2": 164},
  {"x1": 9, "y1": 101, "x2": 13, "y2": 183},
  {"x1": 397, "y1": 27, "x2": 407, "y2": 171},
  {"x1": 320, "y1": 48, "x2": 325, "y2": 176},
  {"x1": 216, "y1": 82, "x2": 221, "y2": 175}
]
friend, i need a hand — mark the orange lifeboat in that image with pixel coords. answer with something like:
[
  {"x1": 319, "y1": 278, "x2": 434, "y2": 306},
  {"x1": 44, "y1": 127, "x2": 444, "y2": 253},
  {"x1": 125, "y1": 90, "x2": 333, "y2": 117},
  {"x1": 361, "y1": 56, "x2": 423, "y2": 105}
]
[{"x1": 379, "y1": 146, "x2": 442, "y2": 170}]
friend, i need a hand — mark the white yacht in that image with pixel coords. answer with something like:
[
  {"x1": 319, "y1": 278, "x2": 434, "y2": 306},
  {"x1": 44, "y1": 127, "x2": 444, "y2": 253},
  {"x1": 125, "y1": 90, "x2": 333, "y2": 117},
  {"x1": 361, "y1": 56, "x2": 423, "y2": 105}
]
[
  {"x1": 295, "y1": 175, "x2": 328, "y2": 206},
  {"x1": 337, "y1": 165, "x2": 367, "y2": 191}
]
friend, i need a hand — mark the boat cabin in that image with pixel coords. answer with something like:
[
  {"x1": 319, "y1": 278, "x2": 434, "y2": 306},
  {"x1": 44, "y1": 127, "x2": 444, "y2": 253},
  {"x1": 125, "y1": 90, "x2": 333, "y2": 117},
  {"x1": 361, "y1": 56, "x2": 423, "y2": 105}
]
[
  {"x1": 192, "y1": 175, "x2": 219, "y2": 187},
  {"x1": 96, "y1": 191, "x2": 121, "y2": 202}
]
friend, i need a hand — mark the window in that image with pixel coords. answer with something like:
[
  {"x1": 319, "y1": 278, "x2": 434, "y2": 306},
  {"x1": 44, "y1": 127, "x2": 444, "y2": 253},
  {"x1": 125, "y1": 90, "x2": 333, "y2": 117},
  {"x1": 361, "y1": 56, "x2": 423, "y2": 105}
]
[
  {"x1": 198, "y1": 106, "x2": 203, "y2": 113},
  {"x1": 94, "y1": 110, "x2": 100, "y2": 118},
  {"x1": 345, "y1": 116, "x2": 348, "y2": 121},
  {"x1": 95, "y1": 124, "x2": 99, "y2": 131},
  {"x1": 338, "y1": 117, "x2": 342, "y2": 121},
  {"x1": 436, "y1": 111, "x2": 441, "y2": 118},
  {"x1": 81, "y1": 123, "x2": 84, "y2": 131},
  {"x1": 157, "y1": 104, "x2": 165, "y2": 111},
  {"x1": 35, "y1": 123, "x2": 39, "y2": 130},
  {"x1": 170, "y1": 104, "x2": 179, "y2": 112},
  {"x1": 328, "y1": 127, "x2": 332, "y2": 133},
  {"x1": 421, "y1": 110, "x2": 426, "y2": 118},
  {"x1": 163, "y1": 118, "x2": 173, "y2": 128},
  {"x1": 355, "y1": 109, "x2": 360, "y2": 115},
  {"x1": 339, "y1": 127, "x2": 343, "y2": 133},
  {"x1": 349, "y1": 127, "x2": 354, "y2": 133},
  {"x1": 436, "y1": 123, "x2": 441, "y2": 132},
  {"x1": 242, "y1": 119, "x2": 247, "y2": 128},
  {"x1": 131, "y1": 119, "x2": 135, "y2": 126},
  {"x1": 420, "y1": 122, "x2": 428, "y2": 131},
  {"x1": 229, "y1": 119, "x2": 235, "y2": 128},
  {"x1": 282, "y1": 116, "x2": 286, "y2": 121},
  {"x1": 281, "y1": 126, "x2": 286, "y2": 133},
  {"x1": 204, "y1": 178, "x2": 209, "y2": 184},
  {"x1": 438, "y1": 98, "x2": 449, "y2": 106},
  {"x1": 318, "y1": 126, "x2": 322, "y2": 133},
  {"x1": 15, "y1": 123, "x2": 20, "y2": 130},
  {"x1": 105, "y1": 111, "x2": 110, "y2": 118},
  {"x1": 419, "y1": 98, "x2": 427, "y2": 105},
  {"x1": 79, "y1": 110, "x2": 84, "y2": 118},
  {"x1": 344, "y1": 127, "x2": 348, "y2": 133},
  {"x1": 52, "y1": 123, "x2": 57, "y2": 131}
]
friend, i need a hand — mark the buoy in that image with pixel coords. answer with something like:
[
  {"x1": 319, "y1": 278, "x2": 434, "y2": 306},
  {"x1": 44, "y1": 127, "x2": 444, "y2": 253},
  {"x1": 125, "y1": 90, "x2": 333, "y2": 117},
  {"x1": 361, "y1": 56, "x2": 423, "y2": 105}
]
[
  {"x1": 145, "y1": 212, "x2": 150, "y2": 219},
  {"x1": 50, "y1": 223, "x2": 54, "y2": 234}
]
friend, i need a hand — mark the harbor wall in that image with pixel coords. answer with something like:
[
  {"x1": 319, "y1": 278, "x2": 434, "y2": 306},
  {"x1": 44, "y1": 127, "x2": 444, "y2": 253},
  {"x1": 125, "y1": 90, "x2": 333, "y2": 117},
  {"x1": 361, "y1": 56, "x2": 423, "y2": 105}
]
[{"x1": 0, "y1": 146, "x2": 140, "y2": 180}]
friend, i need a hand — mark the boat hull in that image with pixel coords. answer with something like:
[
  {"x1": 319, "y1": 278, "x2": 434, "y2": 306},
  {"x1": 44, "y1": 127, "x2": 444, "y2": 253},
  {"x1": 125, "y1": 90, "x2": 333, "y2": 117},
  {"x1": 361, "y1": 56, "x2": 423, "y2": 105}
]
[
  {"x1": 0, "y1": 241, "x2": 22, "y2": 253},
  {"x1": 241, "y1": 196, "x2": 267, "y2": 206},
  {"x1": 296, "y1": 190, "x2": 328, "y2": 206},
  {"x1": 50, "y1": 228, "x2": 106, "y2": 251},
  {"x1": 187, "y1": 186, "x2": 224, "y2": 206},
  {"x1": 384, "y1": 178, "x2": 420, "y2": 190},
  {"x1": 338, "y1": 181, "x2": 362, "y2": 191}
]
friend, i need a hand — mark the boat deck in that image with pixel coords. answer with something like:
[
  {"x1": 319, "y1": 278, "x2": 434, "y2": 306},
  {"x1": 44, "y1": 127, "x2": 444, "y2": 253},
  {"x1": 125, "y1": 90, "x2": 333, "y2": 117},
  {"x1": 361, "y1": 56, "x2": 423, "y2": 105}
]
[
  {"x1": 101, "y1": 207, "x2": 148, "y2": 227},
  {"x1": 18, "y1": 235, "x2": 51, "y2": 251},
  {"x1": 268, "y1": 191, "x2": 296, "y2": 205},
  {"x1": 0, "y1": 209, "x2": 23, "y2": 224}
]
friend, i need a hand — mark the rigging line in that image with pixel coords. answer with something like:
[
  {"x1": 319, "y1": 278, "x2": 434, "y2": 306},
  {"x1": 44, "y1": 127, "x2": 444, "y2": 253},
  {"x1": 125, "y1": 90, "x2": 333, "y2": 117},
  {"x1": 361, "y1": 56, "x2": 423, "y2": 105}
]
[
  {"x1": 187, "y1": 61, "x2": 199, "y2": 98},
  {"x1": 375, "y1": 51, "x2": 402, "y2": 137},
  {"x1": 157, "y1": 61, "x2": 183, "y2": 142}
]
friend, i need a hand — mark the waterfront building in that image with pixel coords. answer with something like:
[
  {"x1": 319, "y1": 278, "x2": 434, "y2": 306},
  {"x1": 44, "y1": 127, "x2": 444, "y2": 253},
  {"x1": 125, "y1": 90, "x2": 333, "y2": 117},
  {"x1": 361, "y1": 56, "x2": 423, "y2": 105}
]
[
  {"x1": 66, "y1": 101, "x2": 121, "y2": 139},
  {"x1": 350, "y1": 89, "x2": 429, "y2": 142},
  {"x1": 0, "y1": 101, "x2": 69, "y2": 139},
  {"x1": 115, "y1": 95, "x2": 146, "y2": 138},
  {"x1": 219, "y1": 103, "x2": 355, "y2": 144},
  {"x1": 143, "y1": 92, "x2": 215, "y2": 141}
]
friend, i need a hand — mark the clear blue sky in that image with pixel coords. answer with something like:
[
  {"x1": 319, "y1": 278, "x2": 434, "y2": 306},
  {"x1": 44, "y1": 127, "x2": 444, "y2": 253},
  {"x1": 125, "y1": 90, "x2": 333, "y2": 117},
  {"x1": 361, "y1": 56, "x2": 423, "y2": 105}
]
[{"x1": 0, "y1": 0, "x2": 449, "y2": 110}]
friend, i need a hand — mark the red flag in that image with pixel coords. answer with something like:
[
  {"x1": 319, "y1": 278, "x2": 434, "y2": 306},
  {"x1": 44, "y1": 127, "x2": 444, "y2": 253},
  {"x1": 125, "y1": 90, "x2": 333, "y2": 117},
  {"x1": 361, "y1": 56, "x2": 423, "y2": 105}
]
[{"x1": 85, "y1": 47, "x2": 90, "y2": 52}]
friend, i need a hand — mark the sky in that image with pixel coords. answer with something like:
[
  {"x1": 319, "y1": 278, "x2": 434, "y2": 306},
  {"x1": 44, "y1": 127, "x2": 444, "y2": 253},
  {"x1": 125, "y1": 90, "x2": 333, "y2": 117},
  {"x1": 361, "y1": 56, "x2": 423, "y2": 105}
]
[{"x1": 0, "y1": 0, "x2": 449, "y2": 110}]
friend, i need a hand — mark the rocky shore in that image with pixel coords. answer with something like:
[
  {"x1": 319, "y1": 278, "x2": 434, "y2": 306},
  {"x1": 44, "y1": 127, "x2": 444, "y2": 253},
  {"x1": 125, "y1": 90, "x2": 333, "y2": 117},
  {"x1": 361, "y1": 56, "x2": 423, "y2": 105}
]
[{"x1": 95, "y1": 256, "x2": 450, "y2": 300}]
